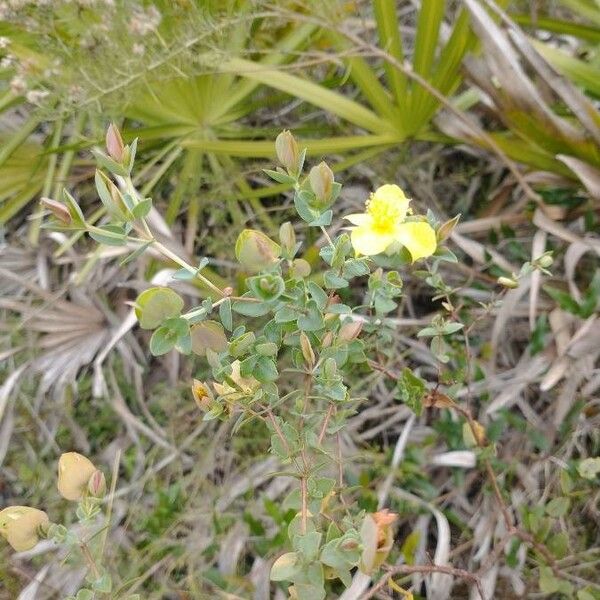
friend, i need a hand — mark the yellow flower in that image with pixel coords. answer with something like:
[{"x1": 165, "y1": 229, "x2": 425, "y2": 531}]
[
  {"x1": 57, "y1": 452, "x2": 98, "y2": 501},
  {"x1": 0, "y1": 506, "x2": 49, "y2": 552},
  {"x1": 213, "y1": 360, "x2": 260, "y2": 403},
  {"x1": 192, "y1": 379, "x2": 213, "y2": 412},
  {"x1": 345, "y1": 184, "x2": 436, "y2": 261}
]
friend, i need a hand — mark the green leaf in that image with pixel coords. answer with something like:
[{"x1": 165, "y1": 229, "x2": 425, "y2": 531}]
[
  {"x1": 62, "y1": 189, "x2": 86, "y2": 226},
  {"x1": 190, "y1": 320, "x2": 228, "y2": 356},
  {"x1": 135, "y1": 287, "x2": 184, "y2": 329},
  {"x1": 270, "y1": 552, "x2": 300, "y2": 581},
  {"x1": 132, "y1": 197, "x2": 153, "y2": 219},
  {"x1": 229, "y1": 331, "x2": 256, "y2": 358},
  {"x1": 401, "y1": 530, "x2": 420, "y2": 565},
  {"x1": 119, "y1": 241, "x2": 153, "y2": 266},
  {"x1": 254, "y1": 356, "x2": 278, "y2": 382},
  {"x1": 91, "y1": 571, "x2": 112, "y2": 593},
  {"x1": 92, "y1": 148, "x2": 129, "y2": 176},
  {"x1": 396, "y1": 367, "x2": 426, "y2": 416},
  {"x1": 88, "y1": 224, "x2": 128, "y2": 246},
  {"x1": 547, "y1": 532, "x2": 569, "y2": 559},
  {"x1": 232, "y1": 296, "x2": 271, "y2": 316},
  {"x1": 247, "y1": 274, "x2": 285, "y2": 302},
  {"x1": 309, "y1": 210, "x2": 333, "y2": 227},
  {"x1": 544, "y1": 285, "x2": 583, "y2": 315},
  {"x1": 342, "y1": 258, "x2": 370, "y2": 278},
  {"x1": 441, "y1": 322, "x2": 464, "y2": 335},
  {"x1": 323, "y1": 271, "x2": 348, "y2": 289},
  {"x1": 539, "y1": 566, "x2": 574, "y2": 595},
  {"x1": 545, "y1": 497, "x2": 571, "y2": 518},
  {"x1": 297, "y1": 301, "x2": 324, "y2": 332},
  {"x1": 308, "y1": 282, "x2": 328, "y2": 310},
  {"x1": 219, "y1": 298, "x2": 233, "y2": 331},
  {"x1": 263, "y1": 168, "x2": 297, "y2": 184},
  {"x1": 295, "y1": 531, "x2": 322, "y2": 562},
  {"x1": 578, "y1": 457, "x2": 600, "y2": 479},
  {"x1": 256, "y1": 342, "x2": 278, "y2": 356},
  {"x1": 150, "y1": 321, "x2": 184, "y2": 356}
]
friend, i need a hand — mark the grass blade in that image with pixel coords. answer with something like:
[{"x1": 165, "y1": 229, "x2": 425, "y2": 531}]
[
  {"x1": 222, "y1": 58, "x2": 389, "y2": 133},
  {"x1": 373, "y1": 0, "x2": 407, "y2": 111}
]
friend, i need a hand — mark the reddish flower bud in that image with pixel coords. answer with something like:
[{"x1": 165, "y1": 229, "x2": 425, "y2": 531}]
[
  {"x1": 40, "y1": 197, "x2": 72, "y2": 225},
  {"x1": 87, "y1": 470, "x2": 106, "y2": 498},
  {"x1": 106, "y1": 123, "x2": 125, "y2": 163}
]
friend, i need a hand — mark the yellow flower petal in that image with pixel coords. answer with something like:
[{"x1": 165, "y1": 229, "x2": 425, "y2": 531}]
[
  {"x1": 371, "y1": 184, "x2": 409, "y2": 221},
  {"x1": 345, "y1": 213, "x2": 372, "y2": 226},
  {"x1": 0, "y1": 506, "x2": 49, "y2": 552},
  {"x1": 351, "y1": 226, "x2": 395, "y2": 256},
  {"x1": 395, "y1": 221, "x2": 437, "y2": 261},
  {"x1": 57, "y1": 452, "x2": 97, "y2": 501}
]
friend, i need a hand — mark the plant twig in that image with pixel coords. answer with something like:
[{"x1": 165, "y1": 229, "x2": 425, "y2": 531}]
[{"x1": 361, "y1": 564, "x2": 486, "y2": 600}]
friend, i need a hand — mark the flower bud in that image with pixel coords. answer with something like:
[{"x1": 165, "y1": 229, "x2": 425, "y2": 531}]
[
  {"x1": 299, "y1": 332, "x2": 315, "y2": 369},
  {"x1": 359, "y1": 509, "x2": 397, "y2": 574},
  {"x1": 538, "y1": 253, "x2": 553, "y2": 268},
  {"x1": 192, "y1": 379, "x2": 213, "y2": 411},
  {"x1": 106, "y1": 123, "x2": 125, "y2": 163},
  {"x1": 497, "y1": 276, "x2": 518, "y2": 289},
  {"x1": 0, "y1": 506, "x2": 49, "y2": 552},
  {"x1": 437, "y1": 214, "x2": 460, "y2": 242},
  {"x1": 322, "y1": 331, "x2": 334, "y2": 348},
  {"x1": 289, "y1": 258, "x2": 311, "y2": 279},
  {"x1": 462, "y1": 420, "x2": 486, "y2": 448},
  {"x1": 40, "y1": 197, "x2": 72, "y2": 225},
  {"x1": 338, "y1": 320, "x2": 363, "y2": 343},
  {"x1": 279, "y1": 221, "x2": 296, "y2": 254},
  {"x1": 309, "y1": 161, "x2": 334, "y2": 203},
  {"x1": 57, "y1": 452, "x2": 97, "y2": 501},
  {"x1": 275, "y1": 130, "x2": 299, "y2": 173},
  {"x1": 87, "y1": 470, "x2": 106, "y2": 498},
  {"x1": 235, "y1": 229, "x2": 281, "y2": 273}
]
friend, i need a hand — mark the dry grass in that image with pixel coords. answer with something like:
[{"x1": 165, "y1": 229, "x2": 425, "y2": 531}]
[{"x1": 1, "y1": 1, "x2": 600, "y2": 599}]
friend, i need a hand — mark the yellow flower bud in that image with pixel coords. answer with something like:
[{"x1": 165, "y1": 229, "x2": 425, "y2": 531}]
[
  {"x1": 0, "y1": 506, "x2": 49, "y2": 552},
  {"x1": 279, "y1": 222, "x2": 296, "y2": 254},
  {"x1": 57, "y1": 452, "x2": 98, "y2": 501},
  {"x1": 235, "y1": 229, "x2": 281, "y2": 273},
  {"x1": 275, "y1": 130, "x2": 299, "y2": 173},
  {"x1": 309, "y1": 161, "x2": 334, "y2": 202},
  {"x1": 538, "y1": 254, "x2": 553, "y2": 268},
  {"x1": 299, "y1": 332, "x2": 315, "y2": 369},
  {"x1": 338, "y1": 320, "x2": 363, "y2": 343},
  {"x1": 497, "y1": 276, "x2": 519, "y2": 289}
]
